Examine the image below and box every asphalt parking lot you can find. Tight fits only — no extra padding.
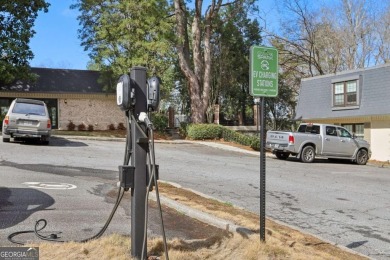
[1,136,389,259]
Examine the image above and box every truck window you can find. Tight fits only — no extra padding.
[338,127,352,138]
[297,125,306,132]
[298,124,320,134]
[326,126,337,136]
[311,125,320,134]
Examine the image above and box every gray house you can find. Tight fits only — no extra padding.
[295,63,390,162]
[0,67,124,130]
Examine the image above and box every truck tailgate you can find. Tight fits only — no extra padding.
[266,131,291,145]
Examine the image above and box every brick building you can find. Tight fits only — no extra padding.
[0,67,125,130]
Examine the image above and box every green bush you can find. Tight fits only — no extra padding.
[179,121,189,137]
[186,123,260,151]
[221,127,260,151]
[187,124,223,140]
[151,113,168,132]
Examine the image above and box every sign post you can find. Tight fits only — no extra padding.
[250,46,278,242]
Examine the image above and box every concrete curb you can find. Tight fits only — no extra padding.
[149,192,252,235]
[154,181,371,259]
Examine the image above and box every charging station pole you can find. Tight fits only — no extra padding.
[130,67,148,258]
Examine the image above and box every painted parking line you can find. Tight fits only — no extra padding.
[23,182,77,190]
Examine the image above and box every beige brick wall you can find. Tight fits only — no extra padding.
[58,98,126,130]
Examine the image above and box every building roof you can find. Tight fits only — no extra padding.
[295,63,390,120]
[0,67,109,94]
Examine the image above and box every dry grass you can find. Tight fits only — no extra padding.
[30,182,367,260]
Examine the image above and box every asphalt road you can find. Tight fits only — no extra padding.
[1,136,389,259]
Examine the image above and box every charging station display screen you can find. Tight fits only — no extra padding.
[116,74,131,111]
[117,81,124,106]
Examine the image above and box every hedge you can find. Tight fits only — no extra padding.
[151,113,168,132]
[186,124,260,151]
[187,124,223,140]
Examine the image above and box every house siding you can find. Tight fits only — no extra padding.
[296,64,390,162]
[296,64,390,120]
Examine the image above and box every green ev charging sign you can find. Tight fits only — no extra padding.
[250,46,278,97]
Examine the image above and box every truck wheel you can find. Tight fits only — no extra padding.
[356,149,368,165]
[301,146,315,163]
[275,152,290,160]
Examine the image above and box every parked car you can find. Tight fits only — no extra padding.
[2,98,51,144]
[266,123,371,165]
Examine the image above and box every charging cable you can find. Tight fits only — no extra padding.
[8,115,131,245]
[139,112,169,260]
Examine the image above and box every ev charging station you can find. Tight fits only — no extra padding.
[116,67,167,259]
[7,66,167,260]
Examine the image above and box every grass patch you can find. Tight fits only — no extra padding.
[30,182,367,260]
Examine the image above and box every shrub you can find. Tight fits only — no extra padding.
[117,122,126,130]
[179,122,189,138]
[186,123,260,151]
[187,124,223,140]
[151,113,168,132]
[108,123,116,131]
[221,127,260,151]
[88,124,94,131]
[77,123,86,131]
[67,121,76,131]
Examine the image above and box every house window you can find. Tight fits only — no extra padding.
[333,80,357,107]
[342,123,364,139]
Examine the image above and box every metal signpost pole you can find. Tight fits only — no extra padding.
[130,67,148,259]
[249,45,278,243]
[259,97,266,241]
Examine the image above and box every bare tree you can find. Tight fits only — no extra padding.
[173,0,250,123]
[375,2,390,63]
[337,0,376,69]
[269,0,340,77]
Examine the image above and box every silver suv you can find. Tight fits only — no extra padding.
[2,98,51,144]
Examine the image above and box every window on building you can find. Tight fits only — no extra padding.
[342,123,364,139]
[333,80,358,107]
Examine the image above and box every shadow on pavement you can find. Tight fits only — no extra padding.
[0,187,55,229]
[270,156,355,164]
[14,136,88,147]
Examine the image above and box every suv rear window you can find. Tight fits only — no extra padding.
[12,102,46,116]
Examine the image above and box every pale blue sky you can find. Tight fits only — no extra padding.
[29,0,279,70]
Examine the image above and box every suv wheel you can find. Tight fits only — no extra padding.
[3,137,10,142]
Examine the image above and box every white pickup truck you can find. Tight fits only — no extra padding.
[265,123,371,165]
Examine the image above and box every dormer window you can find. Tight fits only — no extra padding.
[331,75,360,110]
[334,80,357,107]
